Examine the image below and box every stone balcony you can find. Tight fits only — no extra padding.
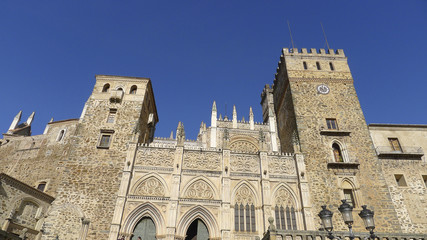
[375,146,424,159]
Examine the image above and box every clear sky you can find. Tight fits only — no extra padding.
[1,1,426,139]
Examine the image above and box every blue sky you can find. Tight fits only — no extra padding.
[1,1,426,139]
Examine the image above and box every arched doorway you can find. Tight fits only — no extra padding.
[131,217,156,240]
[185,219,209,240]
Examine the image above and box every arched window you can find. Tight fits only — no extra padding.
[102,84,110,92]
[332,143,344,162]
[131,217,156,240]
[274,187,297,230]
[130,85,137,94]
[234,185,256,232]
[117,87,124,92]
[57,129,65,141]
[341,181,356,207]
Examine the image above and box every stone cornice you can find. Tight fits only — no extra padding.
[0,173,55,203]
[288,77,353,83]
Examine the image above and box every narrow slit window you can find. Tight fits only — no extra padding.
[316,62,321,70]
[422,175,427,188]
[303,61,308,70]
[57,130,65,141]
[235,203,239,231]
[329,62,334,71]
[250,204,256,232]
[107,109,117,123]
[239,203,244,231]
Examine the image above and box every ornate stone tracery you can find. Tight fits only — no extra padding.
[183,151,221,171]
[230,154,259,173]
[184,180,214,199]
[229,140,259,153]
[268,156,296,175]
[275,187,295,207]
[136,149,174,167]
[234,185,255,204]
[134,177,165,197]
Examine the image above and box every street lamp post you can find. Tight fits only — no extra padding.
[359,205,377,240]
[338,200,355,240]
[318,200,377,240]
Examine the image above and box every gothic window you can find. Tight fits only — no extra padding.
[332,143,344,162]
[234,185,256,232]
[57,129,66,141]
[130,85,137,94]
[316,61,321,70]
[326,118,338,130]
[388,138,402,152]
[107,109,117,123]
[303,61,307,70]
[274,188,297,230]
[329,62,334,71]
[102,83,110,92]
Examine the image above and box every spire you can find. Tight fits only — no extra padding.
[199,121,204,134]
[211,101,217,128]
[26,112,35,126]
[8,111,22,132]
[176,122,185,146]
[169,131,174,139]
[232,105,237,128]
[49,117,54,123]
[249,107,254,130]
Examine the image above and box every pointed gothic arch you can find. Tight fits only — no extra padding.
[176,205,219,239]
[122,202,165,238]
[231,181,259,205]
[271,184,300,230]
[330,139,349,163]
[130,173,169,197]
[181,176,218,200]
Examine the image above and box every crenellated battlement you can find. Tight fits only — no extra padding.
[281,48,345,57]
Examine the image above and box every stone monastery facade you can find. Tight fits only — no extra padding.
[0,48,426,240]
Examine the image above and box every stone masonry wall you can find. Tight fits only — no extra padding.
[274,48,402,233]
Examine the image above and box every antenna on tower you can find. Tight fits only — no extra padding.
[287,20,295,50]
[287,20,295,48]
[320,22,331,50]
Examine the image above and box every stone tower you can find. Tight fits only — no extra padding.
[43,75,158,240]
[271,48,401,232]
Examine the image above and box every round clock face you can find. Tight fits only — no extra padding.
[317,84,330,94]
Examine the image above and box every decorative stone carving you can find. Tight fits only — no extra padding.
[268,156,296,175]
[134,177,165,196]
[275,187,294,207]
[230,154,259,173]
[184,180,214,199]
[229,140,259,153]
[136,149,174,167]
[183,151,221,171]
[235,185,254,204]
